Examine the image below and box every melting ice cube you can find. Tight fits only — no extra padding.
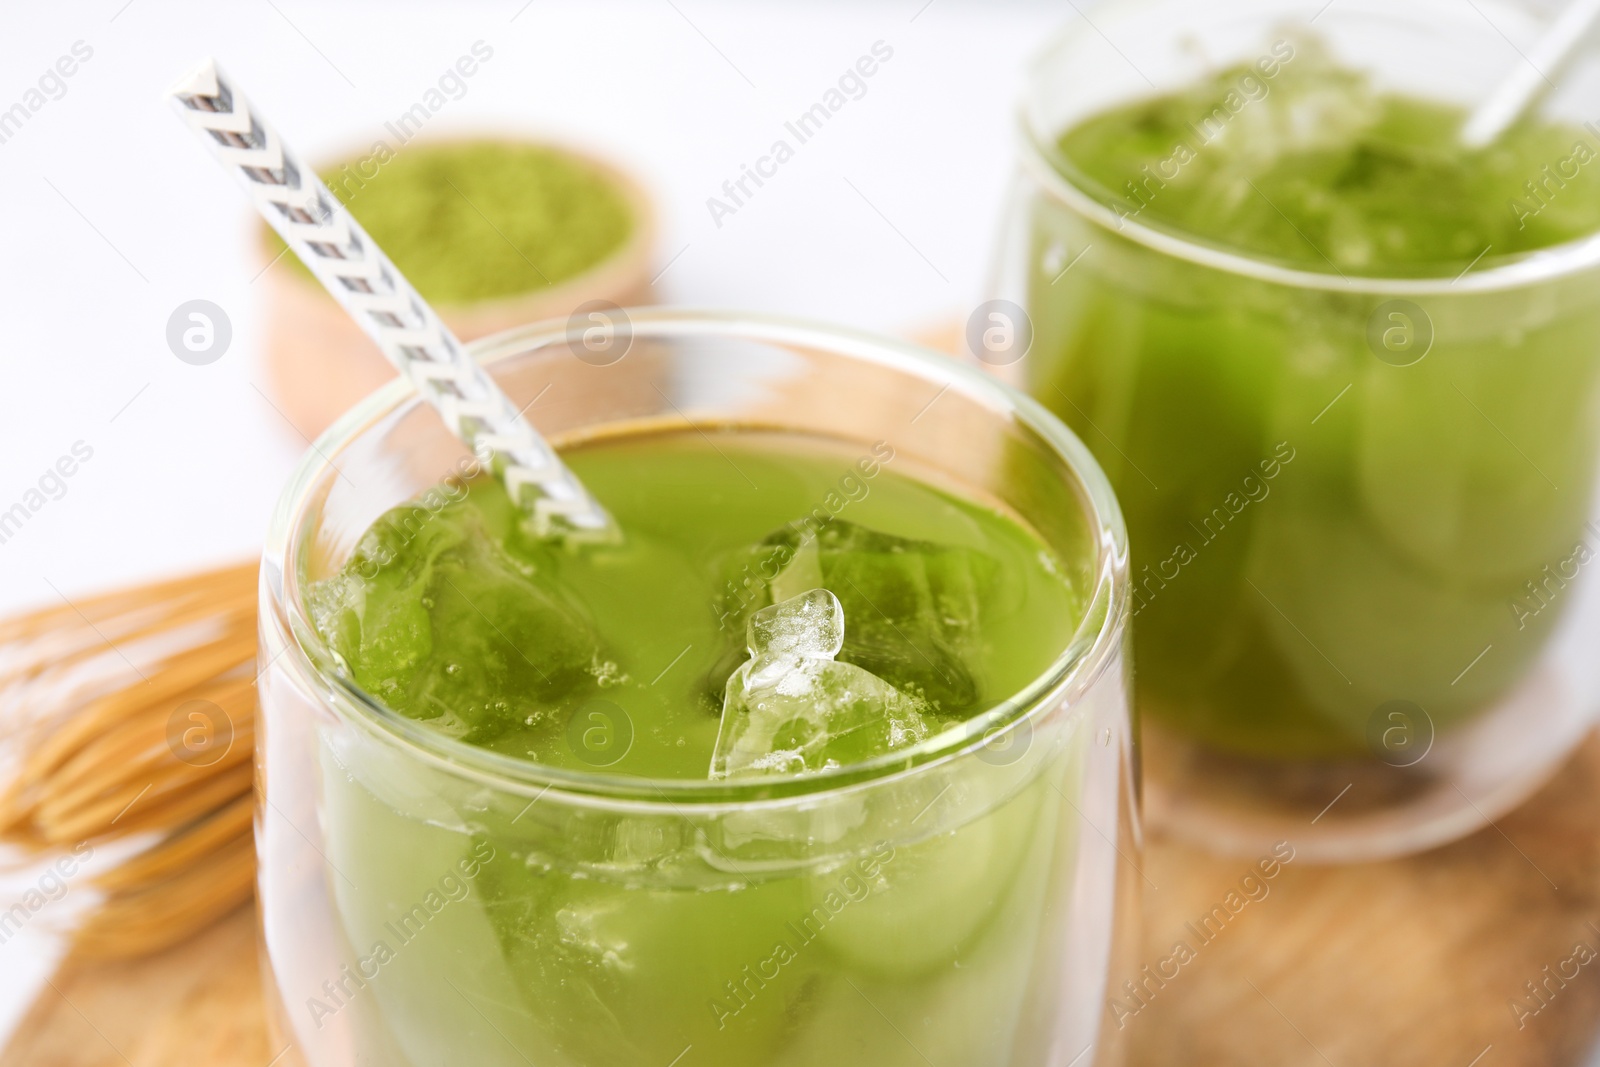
[710,588,931,780]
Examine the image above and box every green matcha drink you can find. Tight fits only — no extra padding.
[300,432,1092,1065]
[1014,19,1600,840]
[259,333,1131,1067]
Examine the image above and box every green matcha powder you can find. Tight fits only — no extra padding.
[274,140,634,305]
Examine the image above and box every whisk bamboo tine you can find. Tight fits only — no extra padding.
[35,760,253,844]
[47,670,255,763]
[13,630,255,785]
[44,674,258,798]
[71,835,257,960]
[0,599,253,696]
[51,705,256,805]
[0,593,254,719]
[0,562,256,645]
[93,793,253,892]
[40,727,255,829]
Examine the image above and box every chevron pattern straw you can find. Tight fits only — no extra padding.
[167,59,615,539]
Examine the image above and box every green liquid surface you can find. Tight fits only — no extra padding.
[310,428,1086,778]
[1028,44,1600,758]
[1057,41,1600,274]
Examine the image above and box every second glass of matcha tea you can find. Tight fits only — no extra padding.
[1001,0,1600,858]
[257,312,1136,1066]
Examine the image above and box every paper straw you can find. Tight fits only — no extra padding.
[1460,0,1600,148]
[167,59,615,540]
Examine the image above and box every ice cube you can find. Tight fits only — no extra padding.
[311,495,605,745]
[711,589,932,780]
[716,521,993,713]
[747,583,843,663]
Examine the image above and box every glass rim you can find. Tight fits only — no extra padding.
[1016,0,1600,296]
[261,308,1130,809]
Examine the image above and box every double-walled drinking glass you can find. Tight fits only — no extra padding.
[998,0,1600,859]
[257,312,1137,1066]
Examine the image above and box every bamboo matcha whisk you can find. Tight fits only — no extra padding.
[0,562,258,959]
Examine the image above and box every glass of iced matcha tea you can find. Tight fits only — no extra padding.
[257,311,1136,1065]
[1000,0,1600,858]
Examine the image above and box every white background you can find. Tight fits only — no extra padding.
[0,0,1079,1044]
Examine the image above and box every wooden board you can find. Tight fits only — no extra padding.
[7,732,1600,1067]
[1127,731,1600,1067]
[2,902,273,1067]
